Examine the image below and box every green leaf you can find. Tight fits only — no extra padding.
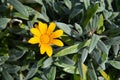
[74,74,81,80]
[0,54,9,65]
[0,18,10,30]
[2,70,14,80]
[0,5,8,12]
[77,61,88,80]
[106,0,113,10]
[104,27,120,37]
[42,57,53,68]
[37,57,46,67]
[101,53,108,69]
[60,56,75,65]
[83,0,90,9]
[64,0,72,9]
[97,1,105,12]
[103,10,112,20]
[3,64,20,73]
[27,21,34,28]
[107,20,118,29]
[82,4,98,28]
[81,48,88,63]
[91,15,99,30]
[32,77,42,80]
[63,66,79,74]
[54,56,75,68]
[77,59,83,79]
[97,40,108,55]
[92,50,101,64]
[13,12,29,20]
[19,73,24,80]
[61,35,74,45]
[56,22,80,39]
[54,39,91,57]
[75,23,83,35]
[0,66,3,72]
[54,61,74,68]
[56,22,73,36]
[108,60,120,70]
[25,6,49,22]
[25,62,38,80]
[106,36,120,45]
[89,34,100,53]
[8,49,26,61]
[61,62,87,76]
[69,4,83,20]
[112,45,119,56]
[88,62,97,80]
[40,73,48,80]
[109,12,119,20]
[97,14,105,34]
[8,0,29,17]
[47,66,56,80]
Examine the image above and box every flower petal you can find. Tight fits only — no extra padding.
[28,37,39,44]
[30,28,41,37]
[47,22,56,35]
[52,39,64,46]
[38,21,47,34]
[50,30,63,38]
[46,45,53,57]
[40,44,46,54]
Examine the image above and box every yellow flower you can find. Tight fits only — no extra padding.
[28,21,64,57]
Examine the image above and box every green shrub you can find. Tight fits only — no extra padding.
[0,0,120,80]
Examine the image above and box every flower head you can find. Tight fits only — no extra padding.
[28,21,64,57]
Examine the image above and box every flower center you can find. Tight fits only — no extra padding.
[40,34,50,43]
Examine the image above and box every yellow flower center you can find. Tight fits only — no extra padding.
[40,34,50,43]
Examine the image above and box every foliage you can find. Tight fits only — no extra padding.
[0,0,120,80]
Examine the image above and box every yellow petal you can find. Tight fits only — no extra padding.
[52,39,64,46]
[47,22,56,35]
[50,30,63,38]
[30,28,41,37]
[38,21,47,34]
[28,37,39,44]
[46,45,53,57]
[40,44,46,54]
